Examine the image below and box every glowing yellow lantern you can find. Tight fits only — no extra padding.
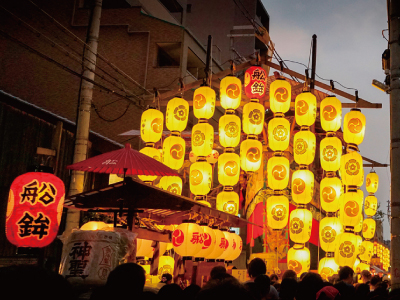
[189,151,197,163]
[355,235,363,256]
[166,97,189,132]
[269,78,291,114]
[240,139,262,172]
[287,245,310,275]
[194,225,216,259]
[198,200,211,207]
[163,135,185,170]
[160,176,182,195]
[220,76,241,110]
[320,137,342,172]
[366,172,379,194]
[227,233,243,261]
[158,256,174,280]
[218,153,240,186]
[109,174,123,185]
[193,86,215,119]
[172,221,203,258]
[217,230,234,260]
[189,161,212,196]
[192,122,214,157]
[242,101,265,135]
[334,232,358,267]
[141,109,164,143]
[320,96,342,132]
[293,130,316,166]
[267,155,289,190]
[362,218,376,240]
[268,117,290,151]
[318,257,339,281]
[353,258,360,271]
[340,151,364,187]
[216,191,239,215]
[343,108,366,146]
[320,177,342,212]
[359,240,374,263]
[208,228,226,259]
[219,114,241,148]
[295,91,317,126]
[319,217,343,252]
[206,149,219,164]
[266,195,289,229]
[364,195,378,217]
[291,169,314,205]
[354,215,363,233]
[138,147,161,182]
[137,239,154,257]
[80,221,110,231]
[339,191,363,227]
[289,209,312,244]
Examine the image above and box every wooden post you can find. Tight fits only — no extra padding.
[310,34,317,92]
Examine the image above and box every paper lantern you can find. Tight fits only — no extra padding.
[295,91,317,126]
[158,256,174,280]
[287,245,310,275]
[320,137,342,172]
[80,221,110,231]
[362,218,376,240]
[163,135,185,170]
[194,225,216,259]
[355,262,370,274]
[267,156,289,190]
[219,114,241,148]
[318,257,339,281]
[5,172,65,248]
[266,195,289,230]
[339,191,363,227]
[218,153,240,186]
[189,161,212,196]
[193,86,215,119]
[242,101,265,135]
[340,151,364,187]
[268,117,290,151]
[206,150,219,164]
[359,240,374,263]
[364,195,378,217]
[294,130,316,166]
[189,151,197,163]
[289,209,312,244]
[159,176,182,195]
[353,258,360,271]
[207,228,226,259]
[366,172,379,194]
[109,174,123,185]
[244,66,267,99]
[217,231,234,260]
[192,122,214,157]
[220,76,242,110]
[141,108,164,143]
[166,97,189,132]
[138,147,161,182]
[320,177,342,212]
[269,78,291,114]
[343,108,366,146]
[319,217,343,252]
[216,191,239,216]
[354,215,363,233]
[291,169,314,205]
[172,222,203,258]
[137,239,154,257]
[227,233,242,261]
[355,234,363,256]
[320,96,342,132]
[334,232,358,267]
[240,139,262,172]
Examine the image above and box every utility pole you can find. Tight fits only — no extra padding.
[65,0,102,232]
[310,34,317,92]
[389,0,400,290]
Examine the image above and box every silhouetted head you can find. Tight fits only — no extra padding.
[282,269,297,281]
[247,258,266,279]
[210,266,227,279]
[106,263,145,296]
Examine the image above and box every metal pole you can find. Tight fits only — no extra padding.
[205,35,212,86]
[65,0,102,232]
[310,34,317,92]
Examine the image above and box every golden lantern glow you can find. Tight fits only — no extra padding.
[362,218,376,240]
[343,108,366,146]
[340,151,364,187]
[198,200,211,207]
[354,215,363,233]
[355,262,369,274]
[355,234,363,256]
[219,114,241,148]
[359,240,374,263]
[194,225,216,259]
[206,149,220,164]
[269,78,291,114]
[353,258,360,271]
[137,239,154,257]
[109,174,123,185]
[218,153,240,186]
[220,76,242,110]
[172,222,203,258]
[227,233,243,261]
[293,130,316,166]
[289,209,312,244]
[189,151,197,163]
[192,122,214,157]
[287,245,310,275]
[80,221,110,231]
[366,172,379,194]
[266,195,289,230]
[189,161,212,196]
[193,86,215,119]
[217,230,234,260]
[141,109,164,143]
[138,147,161,182]
[240,139,262,172]
[319,217,343,252]
[320,137,342,172]
[163,135,185,170]
[295,91,317,126]
[159,176,182,195]
[291,169,314,205]
[320,96,342,132]
[158,256,174,280]
[267,155,290,190]
[268,117,290,151]
[339,191,363,227]
[320,176,342,212]
[242,101,265,135]
[166,97,189,132]
[364,195,378,217]
[208,228,226,259]
[318,257,339,281]
[334,232,358,267]
[216,191,239,216]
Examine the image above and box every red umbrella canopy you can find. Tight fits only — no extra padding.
[67,144,178,176]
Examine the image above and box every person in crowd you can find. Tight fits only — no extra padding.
[316,286,340,300]
[333,266,355,300]
[361,270,372,284]
[157,273,173,288]
[329,274,340,286]
[279,278,297,300]
[281,270,297,281]
[245,274,271,300]
[370,275,381,292]
[299,272,307,281]
[368,281,389,300]
[270,274,279,285]
[183,284,201,300]
[355,281,370,300]
[210,266,227,280]
[296,272,324,300]
[158,283,184,300]
[197,274,250,300]
[247,258,279,299]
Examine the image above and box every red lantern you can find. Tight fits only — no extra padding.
[244,66,267,99]
[6,172,65,247]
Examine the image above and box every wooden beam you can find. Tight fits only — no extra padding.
[362,156,389,167]
[132,227,171,243]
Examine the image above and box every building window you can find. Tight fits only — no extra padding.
[157,43,181,67]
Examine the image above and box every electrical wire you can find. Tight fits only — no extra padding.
[93,102,131,122]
